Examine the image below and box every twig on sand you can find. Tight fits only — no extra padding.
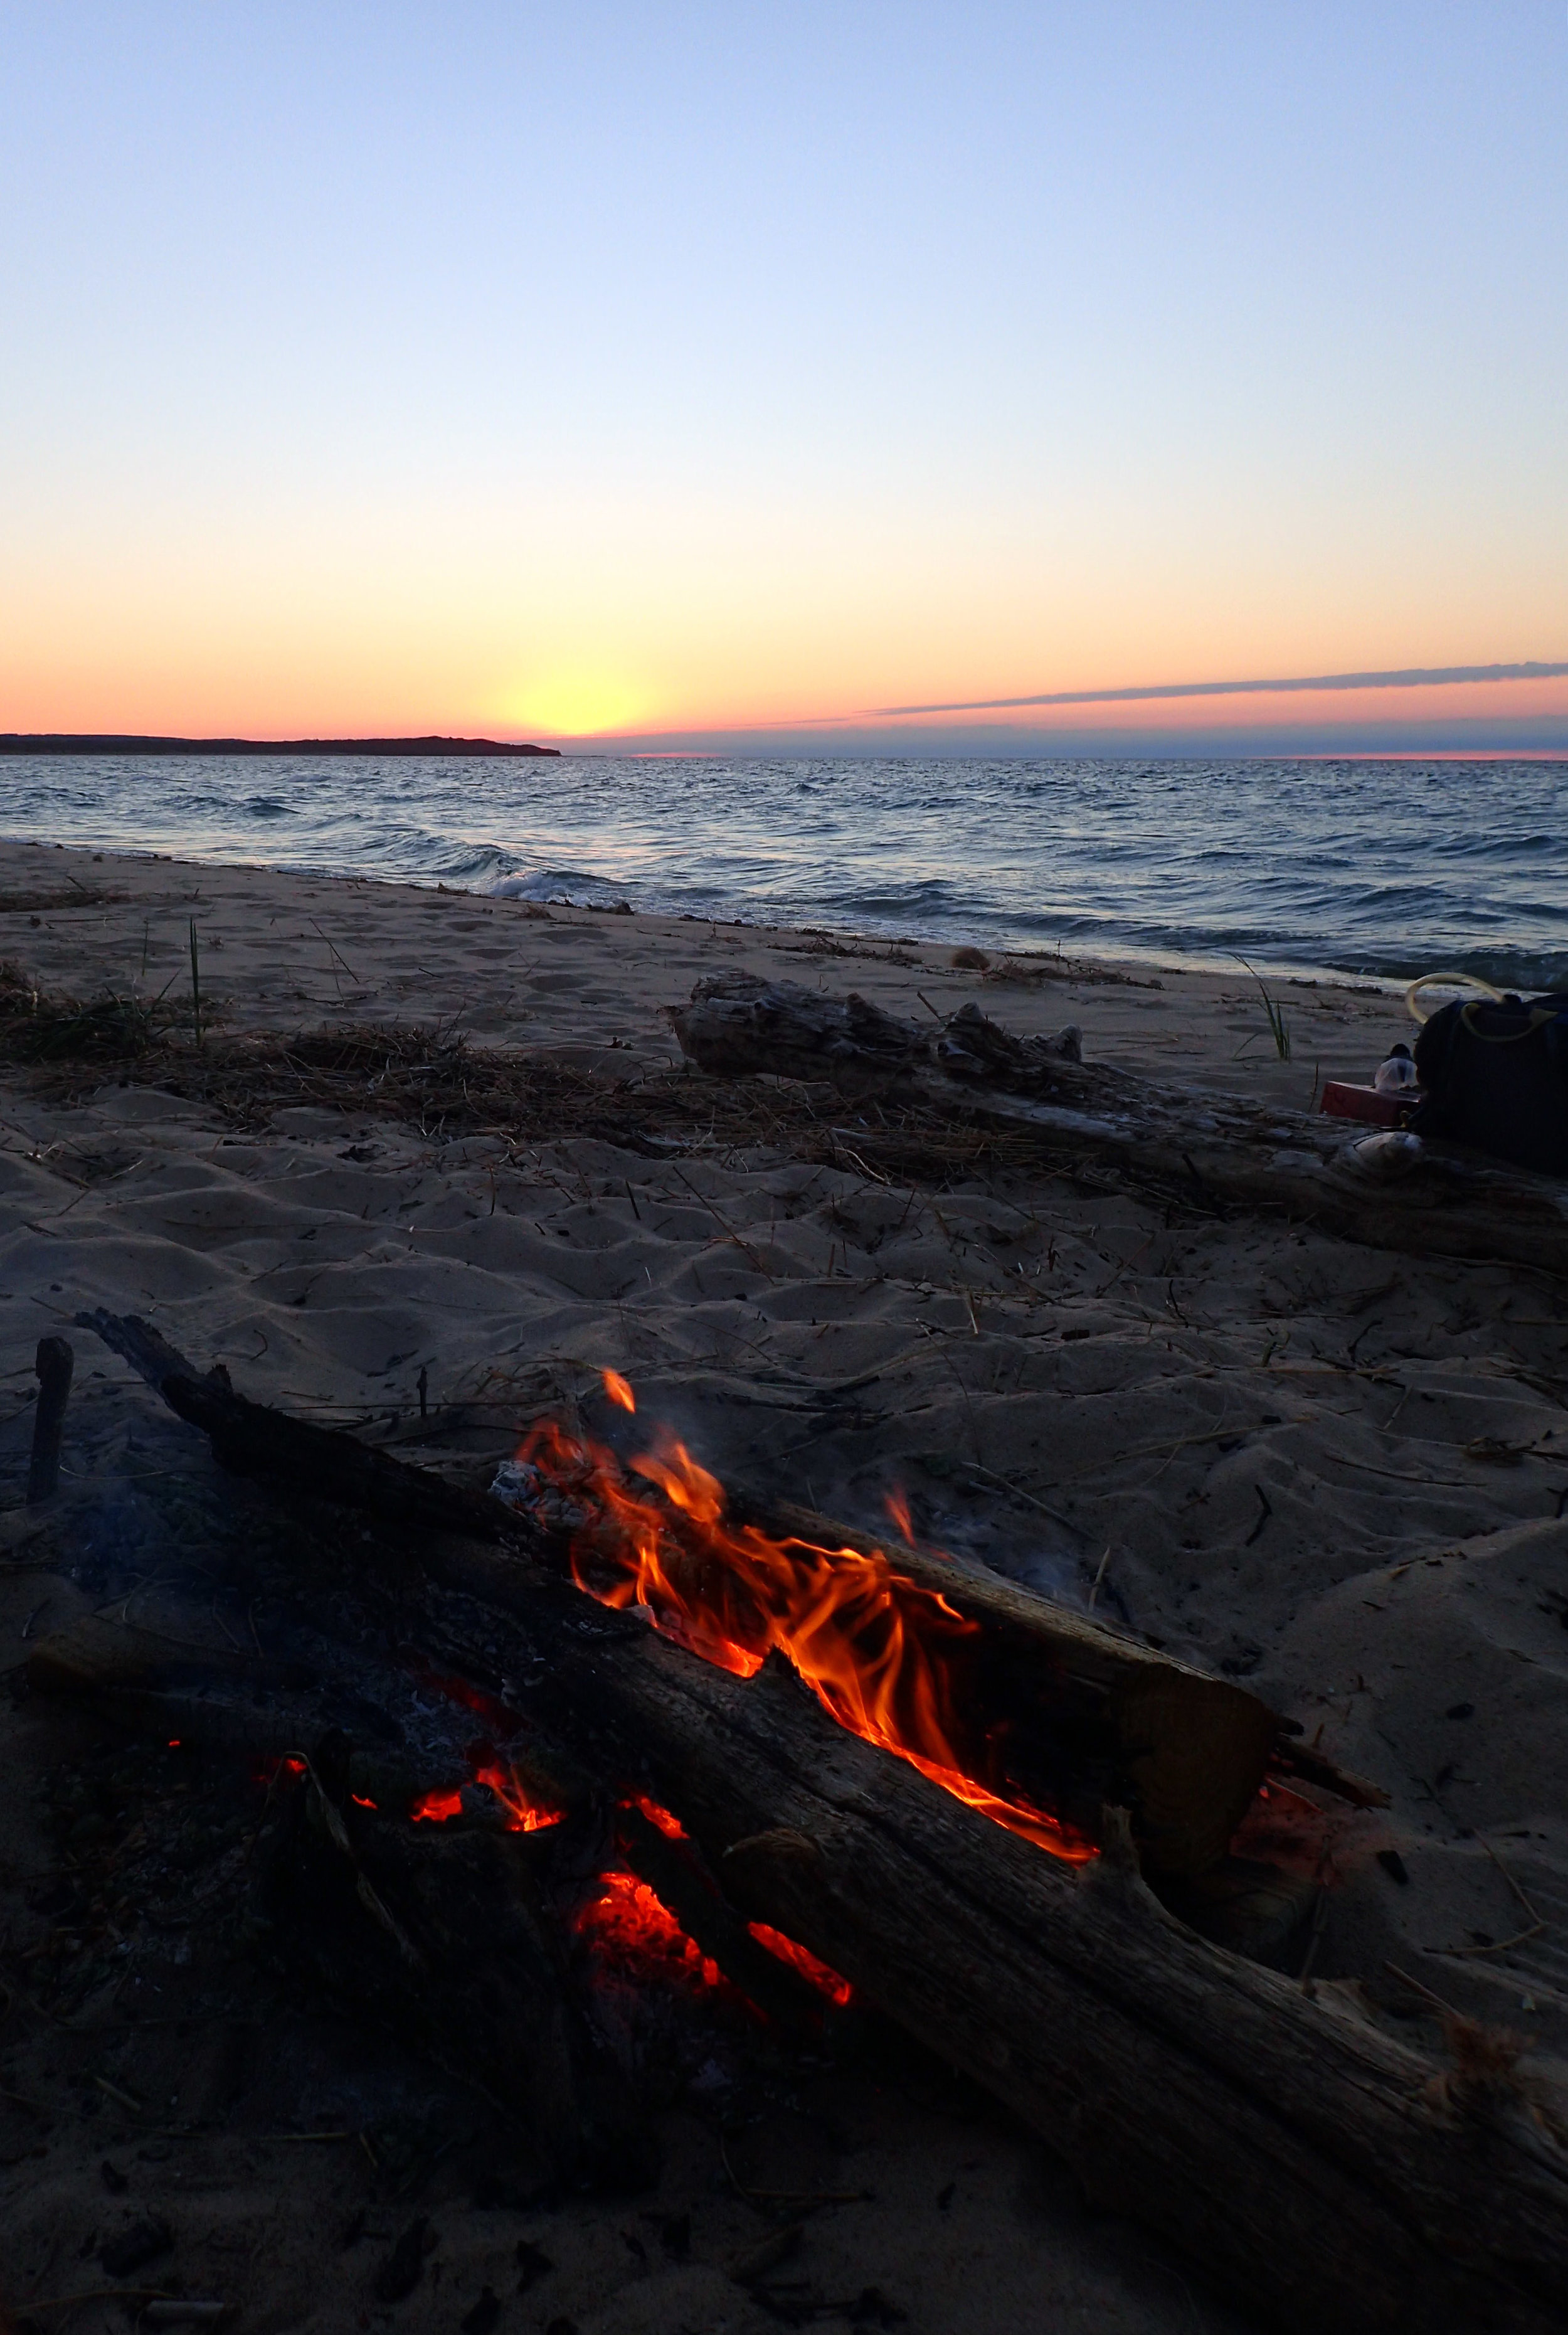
[308,915,363,992]
[188,917,203,1046]
[719,2133,871,2210]
[22,2290,176,2315]
[1430,1839,1549,1960]
[960,1459,1087,1540]
[672,1167,776,1279]
[1384,1960,1457,2016]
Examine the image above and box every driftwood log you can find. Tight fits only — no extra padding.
[46,1312,1568,2335]
[76,1309,1374,1881]
[670,975,1568,1276]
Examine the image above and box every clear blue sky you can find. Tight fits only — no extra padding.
[3,1,1565,750]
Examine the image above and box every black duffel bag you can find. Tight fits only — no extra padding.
[1412,991,1568,1176]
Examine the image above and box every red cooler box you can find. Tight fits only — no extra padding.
[1319,1082,1417,1127]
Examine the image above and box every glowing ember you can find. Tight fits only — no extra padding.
[410,1761,565,1832]
[601,1368,636,1412]
[622,1795,853,2004]
[748,1922,854,2006]
[884,1486,916,1546]
[472,1758,565,1832]
[516,1413,1096,1864]
[632,1792,689,1840]
[578,1869,726,1992]
[411,1785,466,1822]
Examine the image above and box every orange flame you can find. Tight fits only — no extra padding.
[516,1420,1095,1864]
[410,1762,564,1832]
[601,1368,636,1413]
[473,1758,565,1833]
[884,1486,915,1546]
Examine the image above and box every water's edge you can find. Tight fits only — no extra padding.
[5,752,1565,993]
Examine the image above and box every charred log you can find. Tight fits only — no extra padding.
[78,1309,1336,1876]
[731,1489,1385,1861]
[252,1731,655,2191]
[610,1799,832,2034]
[77,1306,514,1541]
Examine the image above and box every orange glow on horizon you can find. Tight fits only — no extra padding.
[4,614,1564,750]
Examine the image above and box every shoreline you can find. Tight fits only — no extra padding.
[0,833,1417,1108]
[1,831,1416,1029]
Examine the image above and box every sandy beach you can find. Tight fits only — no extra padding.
[3,836,1565,2334]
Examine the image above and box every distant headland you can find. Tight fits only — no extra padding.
[0,732,561,757]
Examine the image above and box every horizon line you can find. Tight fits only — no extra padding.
[867,659,1568,719]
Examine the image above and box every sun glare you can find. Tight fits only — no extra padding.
[507,673,650,737]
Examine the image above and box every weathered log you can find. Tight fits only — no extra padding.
[79,1309,1328,1878]
[69,1317,1568,2334]
[405,1546,1568,2335]
[670,976,1568,1275]
[732,1488,1387,1855]
[77,1306,514,1541]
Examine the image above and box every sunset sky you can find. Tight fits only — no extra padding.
[3,3,1565,754]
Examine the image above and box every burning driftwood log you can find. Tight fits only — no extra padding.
[37,1311,1568,2335]
[671,975,1568,1275]
[75,1309,1371,1884]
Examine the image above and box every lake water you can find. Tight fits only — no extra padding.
[4,751,1565,990]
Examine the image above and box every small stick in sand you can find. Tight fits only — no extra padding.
[1431,1838,1549,1959]
[22,2292,178,2317]
[1383,1960,1457,2016]
[26,1334,73,1505]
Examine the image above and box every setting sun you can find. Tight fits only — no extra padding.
[505,673,652,738]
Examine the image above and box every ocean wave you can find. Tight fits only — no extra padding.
[489,864,631,905]
[3,749,1564,987]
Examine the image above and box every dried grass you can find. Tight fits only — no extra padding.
[0,959,167,1062]
[0,959,1052,1192]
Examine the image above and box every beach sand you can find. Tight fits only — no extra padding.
[2,837,1565,2332]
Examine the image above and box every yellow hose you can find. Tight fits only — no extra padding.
[1404,971,1508,1025]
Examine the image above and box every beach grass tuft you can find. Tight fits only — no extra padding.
[0,957,167,1063]
[1232,955,1291,1061]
